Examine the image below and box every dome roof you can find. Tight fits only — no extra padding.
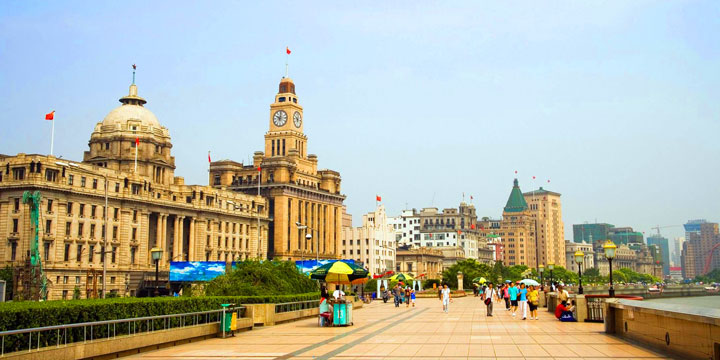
[101,84,161,128]
[102,103,160,127]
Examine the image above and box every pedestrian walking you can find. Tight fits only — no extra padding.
[508,282,519,316]
[518,283,528,320]
[393,284,402,307]
[410,288,416,307]
[528,285,539,320]
[503,284,511,310]
[405,286,411,307]
[484,282,496,316]
[441,284,452,313]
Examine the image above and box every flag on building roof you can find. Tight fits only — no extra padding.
[45,111,54,120]
[257,166,261,172]
[135,137,139,146]
[286,47,291,55]
[376,195,381,202]
[208,151,211,163]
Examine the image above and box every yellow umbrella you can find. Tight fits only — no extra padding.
[310,261,369,285]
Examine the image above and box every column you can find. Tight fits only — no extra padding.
[335,206,341,257]
[173,216,180,262]
[161,215,168,263]
[188,217,195,261]
[155,213,162,250]
[298,200,304,255]
[319,204,325,255]
[177,216,185,260]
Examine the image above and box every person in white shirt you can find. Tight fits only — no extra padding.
[484,283,496,316]
[441,284,452,313]
[333,288,345,300]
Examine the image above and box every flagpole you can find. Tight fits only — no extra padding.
[50,115,55,156]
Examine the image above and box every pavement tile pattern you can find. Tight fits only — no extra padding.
[124,296,671,359]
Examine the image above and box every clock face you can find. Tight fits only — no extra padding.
[273,110,287,126]
[293,111,302,128]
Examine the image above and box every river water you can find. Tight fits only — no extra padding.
[645,295,720,309]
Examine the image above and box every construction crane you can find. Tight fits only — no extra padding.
[22,190,48,300]
[650,225,683,236]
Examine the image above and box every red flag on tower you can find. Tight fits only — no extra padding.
[257,166,261,172]
[45,111,55,120]
[376,195,381,202]
[286,47,291,55]
[208,151,211,163]
[135,137,139,146]
[532,176,536,180]
[470,224,476,230]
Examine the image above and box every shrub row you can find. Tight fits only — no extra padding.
[0,293,320,332]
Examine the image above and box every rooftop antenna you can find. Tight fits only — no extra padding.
[132,64,136,85]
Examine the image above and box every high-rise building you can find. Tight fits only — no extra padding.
[0,79,268,300]
[573,223,614,244]
[340,205,395,275]
[210,77,345,261]
[672,237,684,267]
[646,235,670,276]
[608,227,644,245]
[681,219,720,278]
[388,209,421,247]
[499,179,537,267]
[524,187,565,267]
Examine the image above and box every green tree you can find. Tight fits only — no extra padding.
[205,260,318,296]
[441,259,492,289]
[695,268,720,283]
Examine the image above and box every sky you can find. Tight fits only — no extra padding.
[1,1,719,248]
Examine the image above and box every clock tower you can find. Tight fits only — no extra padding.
[265,77,307,158]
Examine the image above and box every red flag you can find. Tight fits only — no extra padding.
[135,137,139,146]
[286,47,291,55]
[45,111,54,120]
[470,195,473,200]
[532,176,536,179]
[257,166,261,172]
[470,224,476,230]
[547,179,551,183]
[514,170,517,174]
[376,195,381,202]
[132,64,136,70]
[457,230,462,235]
[208,151,211,163]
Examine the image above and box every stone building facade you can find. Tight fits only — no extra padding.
[395,247,444,280]
[499,179,537,267]
[0,81,268,300]
[210,77,344,261]
[524,187,566,267]
[341,205,395,275]
[565,240,594,273]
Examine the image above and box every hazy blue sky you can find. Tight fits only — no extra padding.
[1,1,719,245]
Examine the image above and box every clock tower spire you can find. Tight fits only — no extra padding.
[265,77,307,158]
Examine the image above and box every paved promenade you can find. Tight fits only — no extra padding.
[126,296,670,359]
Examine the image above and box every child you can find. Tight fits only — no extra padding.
[410,289,416,307]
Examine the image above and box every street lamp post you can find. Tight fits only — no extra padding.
[574,250,584,295]
[296,222,318,263]
[603,240,617,297]
[538,264,544,290]
[547,263,555,290]
[151,247,163,297]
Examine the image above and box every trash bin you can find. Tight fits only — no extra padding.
[220,303,237,337]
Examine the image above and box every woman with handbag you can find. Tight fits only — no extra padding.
[527,285,540,320]
[484,282,496,316]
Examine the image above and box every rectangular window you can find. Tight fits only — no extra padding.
[64,243,70,261]
[10,242,17,260]
[131,184,141,195]
[68,174,74,185]
[12,219,18,233]
[130,247,136,264]
[80,176,86,187]
[91,205,96,218]
[45,219,52,235]
[133,210,138,222]
[112,226,118,239]
[90,224,96,238]
[78,223,84,238]
[89,245,95,262]
[113,208,119,220]
[115,183,120,192]
[92,178,98,189]
[63,276,68,284]
[67,202,73,215]
[12,167,25,180]
[78,204,85,217]
[65,222,72,236]
[44,242,50,261]
[132,228,137,240]
[111,247,117,263]
[47,199,53,213]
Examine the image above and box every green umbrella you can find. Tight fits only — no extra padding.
[390,273,414,282]
[310,261,369,285]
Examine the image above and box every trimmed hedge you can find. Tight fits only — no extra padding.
[0,293,319,354]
